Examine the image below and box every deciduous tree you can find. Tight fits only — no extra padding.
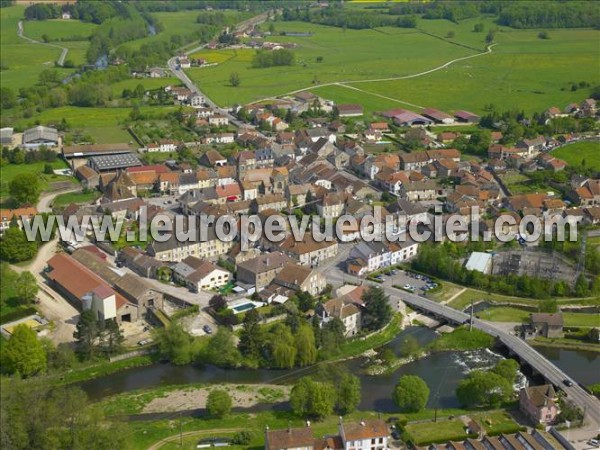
[2,324,47,376]
[393,375,429,412]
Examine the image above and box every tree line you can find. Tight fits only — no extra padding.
[497,2,600,29]
[24,0,131,24]
[157,286,393,369]
[282,5,417,30]
[251,48,295,68]
[413,242,600,299]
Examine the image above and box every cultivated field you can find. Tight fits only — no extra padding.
[552,140,600,170]
[185,16,599,115]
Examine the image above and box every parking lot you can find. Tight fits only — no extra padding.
[376,269,438,294]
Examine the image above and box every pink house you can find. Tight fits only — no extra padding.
[519,385,559,425]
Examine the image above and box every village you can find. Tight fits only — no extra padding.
[0,2,599,450]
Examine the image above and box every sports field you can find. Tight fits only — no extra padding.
[186,17,599,115]
[551,141,600,170]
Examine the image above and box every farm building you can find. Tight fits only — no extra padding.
[22,126,58,149]
[89,153,142,172]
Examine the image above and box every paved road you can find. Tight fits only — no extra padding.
[320,246,600,429]
[385,285,600,428]
[18,20,68,66]
[11,187,82,344]
[166,10,273,128]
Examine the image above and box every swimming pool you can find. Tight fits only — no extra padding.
[231,302,256,313]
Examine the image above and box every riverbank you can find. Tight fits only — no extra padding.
[98,383,289,416]
[529,337,600,353]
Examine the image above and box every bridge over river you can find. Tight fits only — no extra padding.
[395,288,600,427]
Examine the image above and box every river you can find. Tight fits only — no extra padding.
[78,327,599,412]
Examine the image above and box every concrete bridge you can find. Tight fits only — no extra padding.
[397,289,600,427]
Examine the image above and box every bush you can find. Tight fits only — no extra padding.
[206,389,232,418]
[232,431,252,445]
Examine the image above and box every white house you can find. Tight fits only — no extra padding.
[172,256,231,291]
[209,114,229,127]
[188,93,204,108]
[316,297,361,336]
[339,419,389,450]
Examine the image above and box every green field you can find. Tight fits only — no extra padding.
[12,105,181,145]
[185,17,599,115]
[186,20,476,107]
[117,10,251,53]
[0,6,78,90]
[23,19,97,42]
[551,140,600,170]
[332,25,600,114]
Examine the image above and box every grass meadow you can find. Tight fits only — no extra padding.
[552,140,600,170]
[185,20,476,107]
[22,19,97,42]
[185,17,599,115]
[117,10,252,53]
[0,6,87,90]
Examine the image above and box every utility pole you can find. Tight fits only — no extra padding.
[470,299,474,331]
[179,411,183,447]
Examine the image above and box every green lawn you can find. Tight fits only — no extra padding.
[53,190,100,207]
[478,306,600,327]
[551,141,600,171]
[448,287,600,310]
[0,160,74,199]
[405,418,473,445]
[477,306,530,323]
[430,326,495,351]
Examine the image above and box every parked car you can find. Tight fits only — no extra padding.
[587,439,599,448]
[203,325,213,334]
